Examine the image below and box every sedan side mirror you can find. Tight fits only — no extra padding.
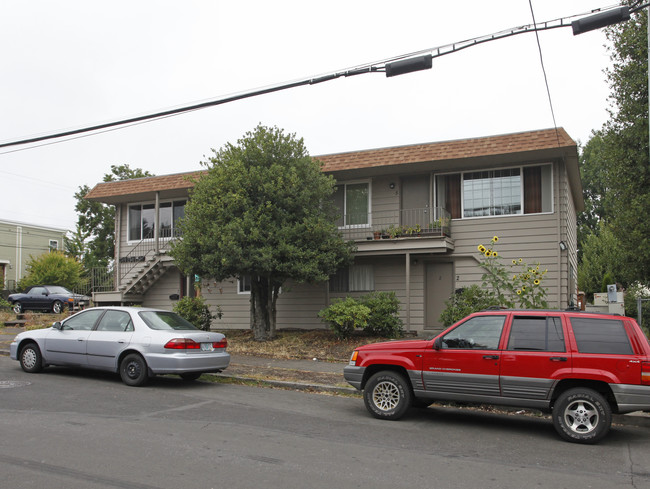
[52,322,62,330]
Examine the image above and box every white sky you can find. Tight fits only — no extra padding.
[0,1,615,232]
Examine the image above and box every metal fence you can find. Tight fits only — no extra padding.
[337,207,451,241]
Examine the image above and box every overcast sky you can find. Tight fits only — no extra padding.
[1,1,615,232]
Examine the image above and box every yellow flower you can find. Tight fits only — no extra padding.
[492,236,499,242]
[512,260,516,265]
[478,244,486,253]
[485,250,492,257]
[534,279,540,285]
[522,286,526,291]
[513,275,517,280]
[492,251,498,257]
[519,258,523,263]
[517,289,522,295]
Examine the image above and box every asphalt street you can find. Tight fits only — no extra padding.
[2,356,650,489]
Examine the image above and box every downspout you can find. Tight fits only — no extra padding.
[115,205,121,298]
[556,160,563,309]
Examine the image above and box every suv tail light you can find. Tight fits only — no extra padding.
[643,362,650,386]
[164,338,201,350]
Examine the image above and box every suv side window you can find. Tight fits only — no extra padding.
[441,315,505,350]
[507,316,565,352]
[570,317,633,355]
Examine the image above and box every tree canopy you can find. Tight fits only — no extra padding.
[172,125,354,340]
[578,5,648,288]
[18,251,83,291]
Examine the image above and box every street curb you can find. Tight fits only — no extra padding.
[208,372,359,395]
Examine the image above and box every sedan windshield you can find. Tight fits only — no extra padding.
[138,311,199,331]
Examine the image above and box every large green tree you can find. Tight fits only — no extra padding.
[171,125,354,341]
[74,164,153,270]
[579,4,648,286]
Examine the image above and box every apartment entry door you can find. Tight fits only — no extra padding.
[425,263,453,330]
[401,175,430,227]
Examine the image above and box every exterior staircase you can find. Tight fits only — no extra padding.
[118,251,175,297]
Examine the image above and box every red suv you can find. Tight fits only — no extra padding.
[344,310,650,443]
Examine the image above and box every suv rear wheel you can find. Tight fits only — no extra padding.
[363,371,412,420]
[553,388,611,444]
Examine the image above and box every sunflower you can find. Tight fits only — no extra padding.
[492,236,499,242]
[512,260,517,265]
[478,244,486,253]
[485,250,492,257]
[492,251,498,257]
[534,279,540,285]
[516,289,522,295]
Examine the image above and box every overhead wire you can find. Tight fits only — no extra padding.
[0,3,627,154]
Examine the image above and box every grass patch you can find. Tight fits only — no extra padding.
[218,329,392,362]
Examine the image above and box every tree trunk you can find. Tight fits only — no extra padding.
[250,275,280,341]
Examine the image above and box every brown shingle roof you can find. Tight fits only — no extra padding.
[85,128,576,202]
[316,128,575,172]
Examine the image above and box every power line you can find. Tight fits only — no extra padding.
[0,4,624,153]
[528,0,561,147]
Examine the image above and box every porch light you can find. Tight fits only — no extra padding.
[559,241,567,251]
[572,6,630,35]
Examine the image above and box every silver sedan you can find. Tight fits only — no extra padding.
[9,306,230,386]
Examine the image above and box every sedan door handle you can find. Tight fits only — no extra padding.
[483,355,499,360]
[550,357,568,362]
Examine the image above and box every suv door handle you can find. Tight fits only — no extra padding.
[483,355,499,360]
[550,357,567,362]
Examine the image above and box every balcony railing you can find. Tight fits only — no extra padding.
[336,207,451,241]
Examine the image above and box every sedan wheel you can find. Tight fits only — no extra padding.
[120,353,149,387]
[19,343,43,373]
[52,300,63,314]
[13,302,22,314]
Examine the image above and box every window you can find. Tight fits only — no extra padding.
[329,265,374,292]
[507,316,565,352]
[49,240,59,251]
[570,317,633,355]
[333,182,370,227]
[238,275,252,294]
[128,201,186,241]
[62,309,105,331]
[96,310,133,332]
[441,315,506,350]
[435,164,552,219]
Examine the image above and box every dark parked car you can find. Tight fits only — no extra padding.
[8,285,90,314]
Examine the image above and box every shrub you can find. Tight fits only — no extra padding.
[173,296,222,331]
[318,297,370,339]
[439,285,497,327]
[360,291,403,338]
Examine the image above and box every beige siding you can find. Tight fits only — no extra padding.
[142,267,183,309]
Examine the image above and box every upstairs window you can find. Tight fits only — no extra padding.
[435,164,552,219]
[128,201,186,241]
[332,182,370,227]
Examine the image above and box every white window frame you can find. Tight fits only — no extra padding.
[334,179,372,229]
[49,240,59,251]
[433,163,554,220]
[237,275,251,295]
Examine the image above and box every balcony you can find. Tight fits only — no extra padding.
[336,207,453,255]
[336,207,451,240]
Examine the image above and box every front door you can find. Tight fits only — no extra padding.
[425,263,453,330]
[401,175,430,227]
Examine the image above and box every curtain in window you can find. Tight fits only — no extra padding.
[445,174,461,219]
[524,166,542,214]
[349,265,374,291]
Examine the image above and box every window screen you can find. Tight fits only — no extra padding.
[570,317,633,355]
